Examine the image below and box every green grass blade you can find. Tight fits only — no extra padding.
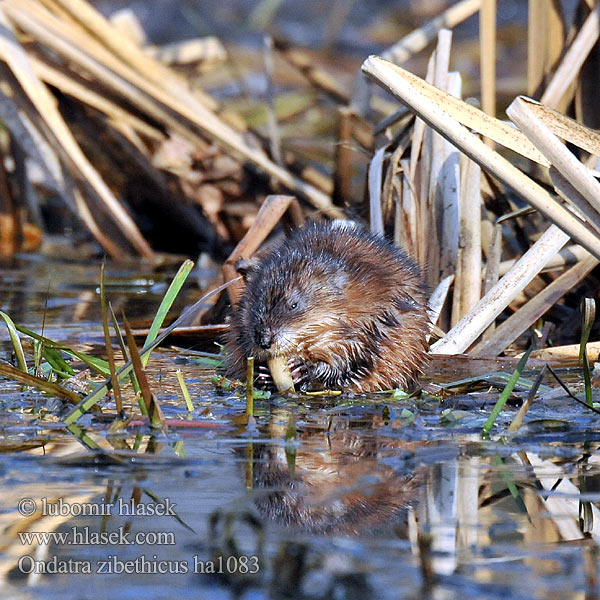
[580,298,596,407]
[0,360,82,404]
[176,370,193,412]
[492,455,529,514]
[63,277,240,425]
[0,311,27,372]
[481,345,534,438]
[16,324,110,375]
[43,347,75,377]
[101,263,122,413]
[142,259,194,367]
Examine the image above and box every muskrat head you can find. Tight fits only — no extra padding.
[243,252,348,361]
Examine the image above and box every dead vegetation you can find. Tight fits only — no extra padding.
[0,0,599,362]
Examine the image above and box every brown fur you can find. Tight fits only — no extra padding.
[225,221,430,393]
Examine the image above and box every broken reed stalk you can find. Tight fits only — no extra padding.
[438,72,461,283]
[413,52,435,267]
[472,253,599,357]
[362,55,600,353]
[527,0,565,100]
[396,159,419,258]
[334,107,355,206]
[527,341,600,362]
[361,57,600,261]
[434,225,569,354]
[223,195,304,306]
[507,97,600,235]
[426,30,459,286]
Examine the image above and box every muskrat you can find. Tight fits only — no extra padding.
[225,221,430,393]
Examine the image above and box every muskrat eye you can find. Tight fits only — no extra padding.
[287,292,306,312]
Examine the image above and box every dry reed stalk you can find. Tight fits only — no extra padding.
[472,252,599,356]
[49,0,220,111]
[518,98,600,157]
[396,159,419,258]
[361,57,600,260]
[426,30,457,286]
[427,274,454,330]
[0,67,64,195]
[333,107,355,206]
[479,0,496,121]
[30,56,164,141]
[374,57,549,166]
[374,106,410,135]
[499,243,589,275]
[452,157,482,324]
[433,225,570,354]
[0,6,153,258]
[147,37,227,66]
[368,146,386,235]
[223,195,304,306]
[507,97,600,234]
[527,0,565,98]
[6,0,341,218]
[272,38,349,105]
[540,3,600,108]
[438,71,461,282]
[524,341,600,361]
[413,53,436,267]
[72,188,126,259]
[480,222,501,340]
[381,135,410,231]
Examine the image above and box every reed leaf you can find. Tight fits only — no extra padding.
[0,311,27,373]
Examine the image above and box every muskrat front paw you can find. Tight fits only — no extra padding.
[288,356,309,386]
[288,358,334,391]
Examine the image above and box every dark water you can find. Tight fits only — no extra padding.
[0,258,599,599]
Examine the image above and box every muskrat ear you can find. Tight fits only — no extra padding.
[235,257,260,281]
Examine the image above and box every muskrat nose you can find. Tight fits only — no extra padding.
[255,328,274,350]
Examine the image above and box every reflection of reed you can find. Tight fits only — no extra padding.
[243,410,426,535]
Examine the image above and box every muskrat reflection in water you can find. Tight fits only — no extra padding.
[241,412,425,535]
[226,221,430,392]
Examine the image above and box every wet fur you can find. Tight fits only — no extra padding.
[225,222,430,393]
